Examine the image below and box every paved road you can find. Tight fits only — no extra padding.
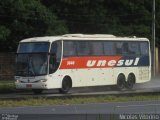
[0,77,160,119]
[1,100,160,114]
[0,76,160,99]
[0,100,160,120]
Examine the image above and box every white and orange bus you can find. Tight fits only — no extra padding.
[15,34,151,94]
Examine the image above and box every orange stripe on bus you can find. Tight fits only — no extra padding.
[59,56,122,69]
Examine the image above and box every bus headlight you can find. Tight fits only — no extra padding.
[16,80,20,83]
[40,79,47,82]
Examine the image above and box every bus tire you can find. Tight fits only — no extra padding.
[32,89,43,94]
[117,74,126,90]
[59,76,72,94]
[126,74,135,90]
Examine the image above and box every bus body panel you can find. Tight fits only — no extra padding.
[15,34,151,91]
[15,75,61,89]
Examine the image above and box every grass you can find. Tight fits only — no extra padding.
[0,93,160,107]
[0,80,160,108]
[0,80,15,93]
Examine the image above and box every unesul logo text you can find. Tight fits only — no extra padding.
[87,58,140,67]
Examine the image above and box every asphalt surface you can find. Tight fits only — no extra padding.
[0,76,160,99]
[1,100,160,114]
[0,77,160,120]
[0,101,160,120]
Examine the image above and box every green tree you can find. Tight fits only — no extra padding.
[0,0,68,51]
[1,0,160,51]
[42,0,160,43]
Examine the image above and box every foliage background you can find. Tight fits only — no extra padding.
[0,0,160,51]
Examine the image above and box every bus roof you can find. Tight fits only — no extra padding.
[20,34,149,43]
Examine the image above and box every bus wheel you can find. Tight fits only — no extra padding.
[59,77,72,94]
[117,74,126,90]
[126,74,135,90]
[32,89,43,94]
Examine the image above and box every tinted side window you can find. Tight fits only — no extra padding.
[104,42,116,55]
[50,41,62,61]
[77,41,90,56]
[115,42,123,55]
[122,42,137,55]
[128,42,140,55]
[90,42,104,55]
[116,42,140,55]
[49,41,62,73]
[140,42,149,55]
[122,42,129,55]
[63,41,77,57]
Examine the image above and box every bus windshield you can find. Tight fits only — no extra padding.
[17,42,49,53]
[16,54,48,76]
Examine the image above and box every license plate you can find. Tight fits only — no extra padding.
[26,84,32,88]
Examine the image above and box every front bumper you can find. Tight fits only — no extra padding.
[15,82,48,89]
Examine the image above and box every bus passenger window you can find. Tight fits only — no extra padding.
[122,42,129,54]
[63,41,76,57]
[77,41,90,56]
[49,41,62,74]
[90,42,103,56]
[140,42,149,55]
[115,42,123,55]
[103,42,115,55]
[128,42,140,55]
[121,42,139,55]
